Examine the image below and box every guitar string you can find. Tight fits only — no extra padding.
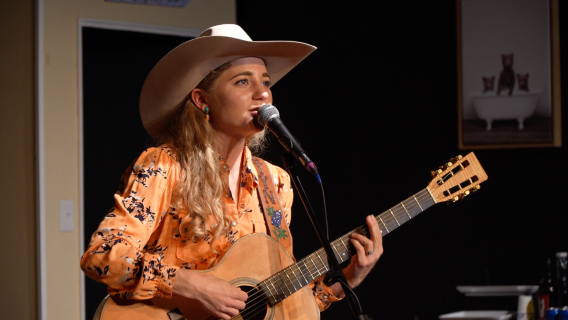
[242,246,354,320]
[242,188,444,318]
[239,190,431,320]
[237,258,332,320]
[235,169,479,317]
[188,241,334,320]
[210,188,441,320]
[190,254,333,320]
[255,164,479,318]
[368,189,432,233]
[232,189,436,320]
[234,253,325,313]
[236,191,432,320]
[194,188,438,320]
[237,247,333,319]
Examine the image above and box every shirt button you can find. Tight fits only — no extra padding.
[232,221,237,226]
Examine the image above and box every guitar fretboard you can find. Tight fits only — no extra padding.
[258,188,436,306]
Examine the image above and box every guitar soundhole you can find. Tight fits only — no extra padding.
[239,285,269,320]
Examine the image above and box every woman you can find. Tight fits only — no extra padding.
[81,24,383,320]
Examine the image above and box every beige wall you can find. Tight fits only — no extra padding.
[40,0,236,319]
[0,0,37,319]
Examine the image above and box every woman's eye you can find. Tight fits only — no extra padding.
[236,79,248,85]
[262,80,271,87]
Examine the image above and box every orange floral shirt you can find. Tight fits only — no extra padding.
[81,146,343,311]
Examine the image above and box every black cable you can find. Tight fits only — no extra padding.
[316,175,364,316]
[315,173,330,240]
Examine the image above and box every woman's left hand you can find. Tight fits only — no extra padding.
[330,215,383,295]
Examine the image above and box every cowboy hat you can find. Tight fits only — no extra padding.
[139,24,317,137]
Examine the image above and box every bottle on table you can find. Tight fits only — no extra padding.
[557,306,568,320]
[546,308,559,320]
[537,258,556,320]
[555,252,568,308]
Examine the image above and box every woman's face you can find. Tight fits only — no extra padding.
[207,57,272,140]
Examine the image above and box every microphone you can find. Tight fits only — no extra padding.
[256,104,318,175]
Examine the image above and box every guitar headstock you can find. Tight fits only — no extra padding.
[427,152,488,204]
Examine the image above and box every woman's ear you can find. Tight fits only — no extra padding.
[190,88,208,112]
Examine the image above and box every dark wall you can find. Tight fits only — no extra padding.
[237,1,568,320]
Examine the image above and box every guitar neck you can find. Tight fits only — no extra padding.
[259,188,436,306]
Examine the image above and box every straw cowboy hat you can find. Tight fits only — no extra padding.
[139,24,317,137]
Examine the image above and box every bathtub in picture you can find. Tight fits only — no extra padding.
[469,90,541,130]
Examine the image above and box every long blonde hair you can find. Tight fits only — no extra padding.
[155,61,267,248]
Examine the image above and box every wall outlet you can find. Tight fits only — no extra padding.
[60,199,74,232]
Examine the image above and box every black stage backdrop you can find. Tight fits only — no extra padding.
[235,1,568,320]
[82,2,568,319]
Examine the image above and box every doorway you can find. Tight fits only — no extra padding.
[80,22,195,319]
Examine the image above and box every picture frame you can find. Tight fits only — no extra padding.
[457,0,561,149]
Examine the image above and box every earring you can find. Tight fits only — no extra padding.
[204,107,210,122]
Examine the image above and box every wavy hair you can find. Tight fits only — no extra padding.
[155,61,267,250]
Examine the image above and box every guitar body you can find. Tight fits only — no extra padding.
[96,233,320,320]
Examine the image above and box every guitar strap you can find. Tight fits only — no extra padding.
[251,156,293,252]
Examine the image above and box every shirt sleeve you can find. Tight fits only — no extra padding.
[80,147,179,300]
[310,276,345,311]
[272,165,344,311]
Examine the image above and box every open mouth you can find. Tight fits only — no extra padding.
[249,105,263,116]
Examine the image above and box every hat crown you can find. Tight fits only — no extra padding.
[198,24,252,42]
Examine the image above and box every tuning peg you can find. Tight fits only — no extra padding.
[449,155,463,163]
[431,168,443,177]
[470,185,481,193]
[447,195,460,205]
[459,190,471,200]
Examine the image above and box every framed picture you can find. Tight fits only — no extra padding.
[457,0,561,149]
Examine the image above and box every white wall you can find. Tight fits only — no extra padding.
[460,0,551,119]
[39,1,236,319]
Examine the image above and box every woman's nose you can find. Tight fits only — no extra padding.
[254,88,269,101]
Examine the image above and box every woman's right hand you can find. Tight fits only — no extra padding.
[172,269,248,320]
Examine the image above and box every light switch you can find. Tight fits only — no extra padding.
[60,199,74,232]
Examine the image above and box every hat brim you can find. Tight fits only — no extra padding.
[139,36,316,138]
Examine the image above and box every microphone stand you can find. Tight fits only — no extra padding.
[281,153,373,320]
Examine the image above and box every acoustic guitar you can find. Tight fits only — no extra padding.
[94,152,488,320]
